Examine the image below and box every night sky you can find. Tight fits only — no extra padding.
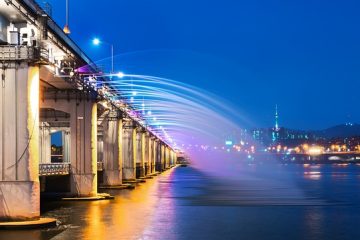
[44,0,360,130]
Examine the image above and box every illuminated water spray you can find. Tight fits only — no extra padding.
[76,50,319,205]
[84,71,262,172]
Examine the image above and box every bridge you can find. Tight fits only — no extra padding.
[0,0,176,222]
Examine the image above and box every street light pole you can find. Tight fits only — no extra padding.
[93,38,114,74]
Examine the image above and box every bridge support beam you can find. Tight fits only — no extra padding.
[156,143,165,172]
[171,150,176,166]
[0,65,40,221]
[145,134,151,175]
[122,122,136,181]
[165,147,170,169]
[39,124,51,164]
[40,98,98,197]
[136,130,145,178]
[161,145,166,171]
[152,139,157,173]
[102,118,122,186]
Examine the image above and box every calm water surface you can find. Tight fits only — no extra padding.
[1,163,360,240]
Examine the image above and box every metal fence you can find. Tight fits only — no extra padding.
[39,163,70,176]
[0,45,48,63]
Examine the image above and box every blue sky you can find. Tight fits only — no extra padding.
[43,0,360,130]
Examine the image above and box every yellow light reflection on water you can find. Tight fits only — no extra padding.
[81,168,176,240]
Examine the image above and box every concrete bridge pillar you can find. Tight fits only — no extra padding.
[122,122,136,181]
[39,123,51,164]
[171,150,176,166]
[161,145,166,171]
[136,130,145,178]
[156,143,165,172]
[155,141,161,172]
[151,138,157,173]
[41,98,98,197]
[68,100,98,197]
[145,134,151,175]
[62,130,71,163]
[0,65,40,221]
[102,118,122,186]
[169,150,173,166]
[165,147,170,169]
[97,134,104,164]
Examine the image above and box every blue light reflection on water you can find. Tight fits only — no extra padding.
[2,164,360,240]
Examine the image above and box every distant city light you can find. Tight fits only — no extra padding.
[308,146,324,156]
[225,140,233,146]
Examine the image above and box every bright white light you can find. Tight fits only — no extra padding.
[130,97,134,102]
[308,146,324,156]
[153,117,157,121]
[147,110,152,115]
[92,38,100,45]
[117,72,125,78]
[132,91,137,96]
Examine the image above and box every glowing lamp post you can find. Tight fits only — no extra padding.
[92,38,114,74]
[63,0,71,34]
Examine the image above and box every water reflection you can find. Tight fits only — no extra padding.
[1,165,360,240]
[304,171,322,180]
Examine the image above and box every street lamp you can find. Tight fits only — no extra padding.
[63,0,71,34]
[92,38,114,74]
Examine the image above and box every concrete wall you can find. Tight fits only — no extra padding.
[0,64,40,221]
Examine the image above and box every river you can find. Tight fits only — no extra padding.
[1,163,360,240]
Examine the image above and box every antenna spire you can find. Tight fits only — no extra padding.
[275,104,279,131]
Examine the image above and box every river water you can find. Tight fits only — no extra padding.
[1,163,360,240]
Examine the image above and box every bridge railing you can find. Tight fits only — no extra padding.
[0,45,49,63]
[39,163,70,176]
